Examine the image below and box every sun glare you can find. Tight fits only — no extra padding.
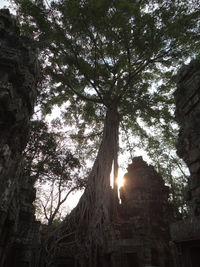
[117,169,125,189]
[110,163,125,189]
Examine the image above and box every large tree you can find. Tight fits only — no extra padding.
[14,0,199,265]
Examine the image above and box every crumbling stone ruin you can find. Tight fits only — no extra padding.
[104,157,173,267]
[0,9,40,267]
[170,59,200,267]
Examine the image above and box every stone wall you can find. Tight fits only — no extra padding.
[105,157,173,267]
[171,59,200,267]
[0,9,40,267]
[174,59,200,216]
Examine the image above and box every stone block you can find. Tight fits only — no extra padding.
[171,216,200,241]
[190,161,200,174]
[189,148,200,163]
[189,175,200,190]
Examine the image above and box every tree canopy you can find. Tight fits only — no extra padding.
[14,0,200,173]
[15,0,199,113]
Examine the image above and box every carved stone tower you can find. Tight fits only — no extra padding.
[105,157,173,267]
[170,59,200,267]
[0,9,40,267]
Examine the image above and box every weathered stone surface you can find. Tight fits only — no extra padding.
[104,157,173,267]
[171,216,200,241]
[171,59,200,267]
[0,9,40,267]
[120,157,170,222]
[174,59,200,216]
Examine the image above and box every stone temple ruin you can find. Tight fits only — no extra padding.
[170,59,200,267]
[0,9,40,267]
[105,157,173,267]
[0,8,200,267]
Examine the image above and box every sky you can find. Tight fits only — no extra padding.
[0,0,10,9]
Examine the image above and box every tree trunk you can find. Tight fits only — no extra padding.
[78,102,119,222]
[46,103,120,266]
